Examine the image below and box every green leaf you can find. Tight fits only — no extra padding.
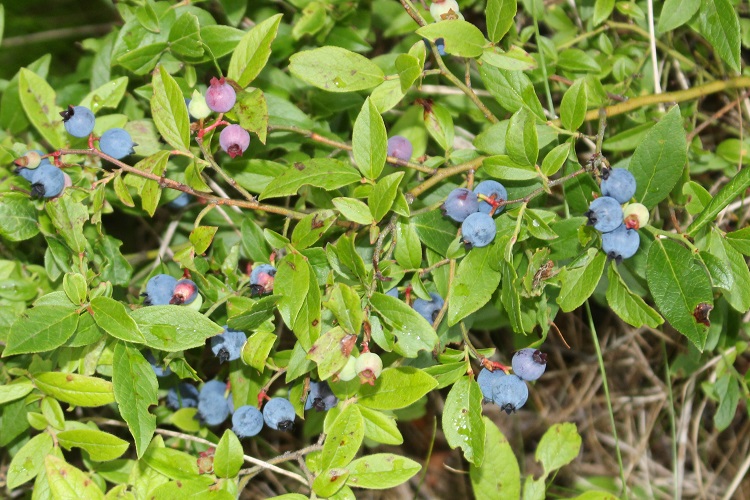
[228,295,279,331]
[593,0,616,25]
[708,232,750,312]
[289,46,385,92]
[313,468,349,497]
[7,432,54,489]
[506,109,538,166]
[322,404,364,469]
[541,142,571,177]
[148,478,229,498]
[482,155,538,181]
[480,46,537,71]
[228,14,283,88]
[112,343,157,458]
[470,417,520,499]
[0,193,39,242]
[646,239,713,351]
[369,172,404,222]
[560,79,587,131]
[151,65,190,152]
[412,210,458,256]
[0,379,34,405]
[479,65,546,120]
[57,429,129,462]
[169,13,203,59]
[687,165,750,237]
[658,0,700,32]
[63,273,87,305]
[143,447,201,480]
[442,377,485,466]
[201,25,245,58]
[190,226,218,254]
[323,283,363,336]
[274,253,321,350]
[260,158,361,200]
[80,76,129,114]
[448,246,502,325]
[416,20,486,58]
[486,0,517,42]
[370,292,439,357]
[556,249,606,312]
[292,210,336,250]
[116,42,167,74]
[307,326,351,380]
[353,98,388,180]
[696,0,740,72]
[557,48,601,73]
[424,102,454,152]
[714,373,740,432]
[630,106,687,208]
[241,330,277,371]
[45,455,104,500]
[33,372,114,407]
[395,54,421,93]
[91,296,145,343]
[346,453,421,489]
[4,304,79,355]
[358,406,403,445]
[332,197,375,225]
[535,422,582,474]
[726,226,750,256]
[215,430,243,478]
[18,68,64,149]
[46,195,88,253]
[131,306,223,352]
[605,265,664,328]
[235,88,268,143]
[357,367,438,410]
[394,221,423,269]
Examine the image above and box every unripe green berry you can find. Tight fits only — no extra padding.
[188,90,211,120]
[355,352,383,386]
[623,203,649,230]
[338,356,357,382]
[14,151,42,169]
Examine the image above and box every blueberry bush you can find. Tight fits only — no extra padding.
[1,0,749,498]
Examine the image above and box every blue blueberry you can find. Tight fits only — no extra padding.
[16,150,51,181]
[210,326,247,364]
[167,383,199,410]
[29,163,65,198]
[170,279,199,305]
[491,374,529,414]
[144,350,172,378]
[250,264,276,296]
[474,180,508,215]
[512,348,547,382]
[412,292,444,324]
[198,380,230,426]
[143,274,177,306]
[442,188,479,222]
[436,38,446,56]
[385,287,399,298]
[99,128,135,160]
[168,193,192,209]
[477,368,505,403]
[601,224,640,262]
[600,168,636,204]
[585,196,623,233]
[305,381,338,412]
[232,405,264,438]
[461,212,497,248]
[61,105,95,138]
[263,397,295,431]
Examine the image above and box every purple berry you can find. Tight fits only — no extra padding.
[205,77,236,113]
[387,136,413,161]
[61,105,95,138]
[232,405,264,438]
[99,128,135,160]
[250,264,276,296]
[263,398,295,431]
[442,188,479,222]
[143,274,177,306]
[170,279,198,305]
[473,180,508,215]
[600,168,636,204]
[601,224,640,262]
[461,212,496,248]
[512,348,547,382]
[585,196,623,233]
[210,326,247,363]
[219,124,250,158]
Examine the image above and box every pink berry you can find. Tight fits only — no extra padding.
[205,77,236,113]
[219,125,250,158]
[387,136,413,162]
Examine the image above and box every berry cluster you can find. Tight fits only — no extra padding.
[337,351,384,386]
[60,104,136,160]
[585,167,648,262]
[189,77,252,158]
[477,348,547,414]
[442,180,508,248]
[210,326,247,363]
[142,274,201,307]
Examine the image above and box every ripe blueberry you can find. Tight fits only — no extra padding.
[585,196,623,233]
[232,405,264,438]
[436,38,446,56]
[60,105,95,138]
[491,374,529,414]
[385,287,399,298]
[262,397,295,431]
[29,163,66,199]
[167,383,199,410]
[600,168,636,204]
[250,264,276,296]
[601,224,640,262]
[474,180,508,215]
[168,193,192,210]
[461,212,497,248]
[170,279,199,305]
[477,368,505,403]
[210,326,248,364]
[305,381,338,412]
[512,348,547,382]
[412,292,444,324]
[387,136,413,161]
[205,77,236,113]
[356,352,383,386]
[219,124,250,158]
[144,350,172,378]
[99,128,136,160]
[442,188,479,222]
[143,274,177,306]
[198,380,231,426]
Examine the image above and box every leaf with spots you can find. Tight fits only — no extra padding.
[289,46,385,93]
[321,404,364,469]
[45,455,105,500]
[131,306,223,352]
